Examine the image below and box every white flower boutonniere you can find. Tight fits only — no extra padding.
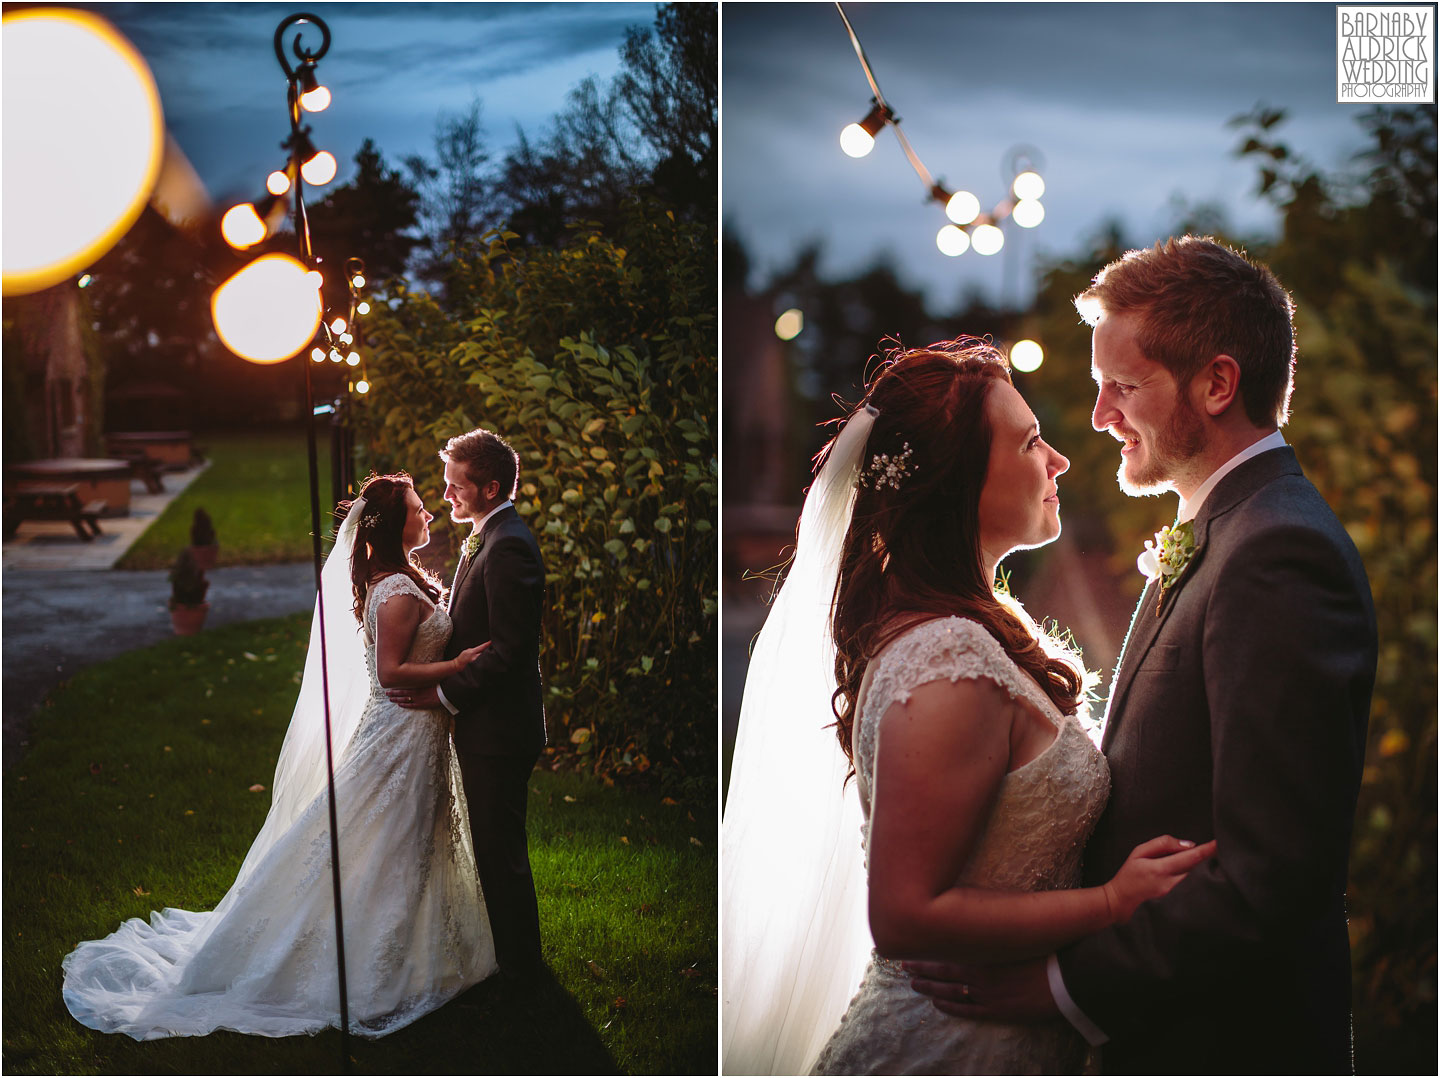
[1137,520,1196,616]
[462,532,482,560]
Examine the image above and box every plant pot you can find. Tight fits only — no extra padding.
[170,602,210,636]
[189,544,218,571]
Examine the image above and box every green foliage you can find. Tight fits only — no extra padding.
[3,615,716,1075]
[352,201,716,781]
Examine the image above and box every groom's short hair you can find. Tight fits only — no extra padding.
[1074,235,1296,427]
[442,428,520,499]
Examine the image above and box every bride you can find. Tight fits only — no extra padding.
[722,340,1215,1074]
[62,472,498,1039]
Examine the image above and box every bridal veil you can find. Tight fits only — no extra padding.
[721,406,875,1075]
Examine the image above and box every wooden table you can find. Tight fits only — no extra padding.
[105,431,195,471]
[8,458,133,517]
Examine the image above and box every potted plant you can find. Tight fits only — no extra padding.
[189,507,218,570]
[169,547,210,635]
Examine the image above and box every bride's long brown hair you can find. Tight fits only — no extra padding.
[343,472,443,625]
[828,339,1084,769]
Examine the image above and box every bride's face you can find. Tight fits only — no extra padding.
[400,487,433,552]
[977,382,1069,564]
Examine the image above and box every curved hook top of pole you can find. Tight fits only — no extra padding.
[274,13,331,80]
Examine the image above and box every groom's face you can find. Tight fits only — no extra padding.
[1090,310,1207,496]
[443,459,484,524]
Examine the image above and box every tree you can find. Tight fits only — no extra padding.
[404,99,495,292]
[306,138,421,310]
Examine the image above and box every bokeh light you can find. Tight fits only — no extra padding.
[774,308,804,340]
[945,191,980,226]
[220,203,266,250]
[971,224,1005,256]
[2,8,164,295]
[300,150,337,186]
[936,224,970,257]
[839,123,876,158]
[1012,170,1045,201]
[211,254,322,364]
[299,85,331,113]
[267,170,292,196]
[1010,339,1044,373]
[1011,198,1045,229]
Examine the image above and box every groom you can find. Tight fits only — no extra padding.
[389,427,548,983]
[911,237,1377,1073]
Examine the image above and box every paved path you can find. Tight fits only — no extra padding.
[2,563,317,768]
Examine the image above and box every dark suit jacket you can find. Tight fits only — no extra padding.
[440,504,548,757]
[1058,447,1377,1074]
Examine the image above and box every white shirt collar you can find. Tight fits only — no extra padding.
[1177,430,1287,523]
[471,498,513,537]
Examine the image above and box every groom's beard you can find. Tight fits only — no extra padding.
[1117,392,1207,496]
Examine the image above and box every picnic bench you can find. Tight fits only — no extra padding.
[106,447,166,494]
[3,485,106,540]
[105,431,200,472]
[7,458,132,516]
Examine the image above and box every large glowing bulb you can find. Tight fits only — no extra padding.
[936,224,970,257]
[1011,199,1045,229]
[774,308,803,341]
[299,85,331,113]
[301,150,337,186]
[1010,339,1044,373]
[2,9,164,295]
[971,224,1005,256]
[220,203,266,250]
[211,254,323,364]
[330,316,347,334]
[1012,170,1045,201]
[355,379,370,394]
[945,191,980,226]
[267,170,291,196]
[839,123,876,158]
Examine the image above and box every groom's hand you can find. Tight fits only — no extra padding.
[904,957,1057,1022]
[387,686,440,709]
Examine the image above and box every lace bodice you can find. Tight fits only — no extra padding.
[814,617,1110,1075]
[363,573,451,693]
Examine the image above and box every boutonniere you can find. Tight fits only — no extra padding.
[1136,520,1196,616]
[462,532,482,560]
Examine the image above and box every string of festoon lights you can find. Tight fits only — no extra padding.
[834,3,1047,261]
[211,13,357,1064]
[828,3,1048,373]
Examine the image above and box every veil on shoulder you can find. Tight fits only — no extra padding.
[721,407,876,1075]
[229,497,370,893]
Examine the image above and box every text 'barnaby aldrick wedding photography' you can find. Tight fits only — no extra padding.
[1337,6,1434,102]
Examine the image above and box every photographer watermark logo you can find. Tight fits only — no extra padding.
[1337,6,1434,103]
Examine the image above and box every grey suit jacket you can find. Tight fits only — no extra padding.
[440,504,548,757]
[1058,446,1376,1074]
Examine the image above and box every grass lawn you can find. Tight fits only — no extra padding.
[117,431,332,570]
[3,614,717,1075]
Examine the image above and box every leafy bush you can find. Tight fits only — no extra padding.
[352,200,716,781]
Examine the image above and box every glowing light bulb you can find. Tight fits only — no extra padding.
[305,270,323,288]
[971,224,1005,256]
[329,349,343,363]
[330,316,347,334]
[1012,171,1045,201]
[2,8,164,296]
[346,351,360,366]
[936,224,970,257]
[356,301,371,315]
[1011,199,1045,229]
[355,379,370,394]
[339,332,353,345]
[350,274,365,289]
[774,308,803,341]
[299,85,331,113]
[77,274,93,288]
[945,191,980,226]
[301,150,337,186]
[266,170,291,197]
[311,346,326,362]
[211,253,322,363]
[839,123,876,158]
[221,203,266,249]
[1009,339,1044,373]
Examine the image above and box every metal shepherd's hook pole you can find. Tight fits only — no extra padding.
[274,11,350,1066]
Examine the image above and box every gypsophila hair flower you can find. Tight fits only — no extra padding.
[860,442,916,491]
[360,512,381,529]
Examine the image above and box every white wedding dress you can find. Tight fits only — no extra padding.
[62,571,497,1039]
[811,616,1110,1075]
